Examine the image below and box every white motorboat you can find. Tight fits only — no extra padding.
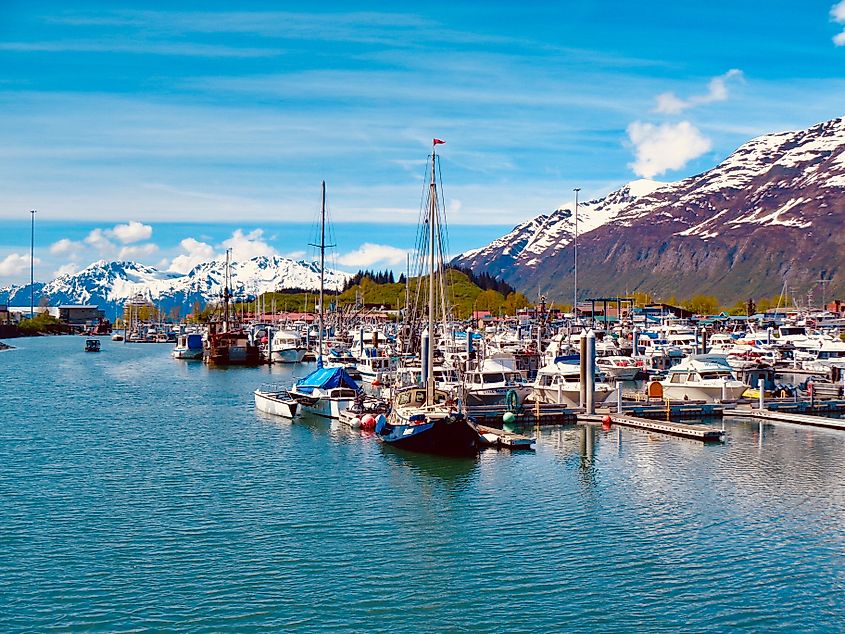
[595,355,641,381]
[532,356,615,407]
[660,354,748,402]
[288,365,361,419]
[463,360,532,406]
[270,329,307,364]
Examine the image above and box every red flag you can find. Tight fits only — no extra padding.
[433,138,446,145]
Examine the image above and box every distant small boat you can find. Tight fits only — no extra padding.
[111,332,124,342]
[172,333,204,360]
[85,339,101,352]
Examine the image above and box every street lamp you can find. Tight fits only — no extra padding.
[573,188,580,319]
[29,209,36,319]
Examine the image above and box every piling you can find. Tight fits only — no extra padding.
[421,329,430,387]
[579,336,587,408]
[585,329,596,415]
[758,378,765,410]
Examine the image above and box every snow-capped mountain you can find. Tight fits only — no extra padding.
[454,116,845,304]
[453,179,667,278]
[0,256,351,317]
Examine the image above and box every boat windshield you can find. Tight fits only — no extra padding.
[698,371,733,380]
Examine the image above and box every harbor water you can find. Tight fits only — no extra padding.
[1,337,844,631]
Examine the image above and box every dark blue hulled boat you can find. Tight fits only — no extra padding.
[375,140,481,458]
[374,387,479,457]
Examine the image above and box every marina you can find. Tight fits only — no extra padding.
[2,335,844,631]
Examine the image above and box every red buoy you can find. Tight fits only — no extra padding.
[602,415,612,430]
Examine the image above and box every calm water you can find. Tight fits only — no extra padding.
[1,337,844,632]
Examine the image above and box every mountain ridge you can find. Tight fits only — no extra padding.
[453,116,845,305]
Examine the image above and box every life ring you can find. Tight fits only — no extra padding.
[505,389,520,413]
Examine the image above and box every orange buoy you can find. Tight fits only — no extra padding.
[601,415,612,430]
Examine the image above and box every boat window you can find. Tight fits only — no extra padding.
[398,392,410,406]
[415,391,425,404]
[670,373,687,383]
[699,371,731,380]
[483,373,505,384]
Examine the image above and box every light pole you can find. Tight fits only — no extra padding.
[29,209,36,319]
[573,188,580,319]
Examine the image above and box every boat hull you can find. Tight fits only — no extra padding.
[172,348,203,360]
[375,415,479,457]
[254,390,301,418]
[661,384,747,403]
[271,347,307,364]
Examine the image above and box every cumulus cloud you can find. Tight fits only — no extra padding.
[49,238,83,255]
[118,243,158,260]
[168,237,216,274]
[627,121,712,178]
[221,228,278,262]
[84,228,116,253]
[654,69,743,114]
[338,243,409,267]
[833,1,845,45]
[53,262,80,277]
[0,252,40,276]
[111,221,152,244]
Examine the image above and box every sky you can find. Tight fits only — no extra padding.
[2,1,845,284]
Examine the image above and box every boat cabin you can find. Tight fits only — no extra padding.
[85,339,101,352]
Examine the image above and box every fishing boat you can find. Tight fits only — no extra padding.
[374,140,481,457]
[84,339,101,352]
[203,250,261,366]
[172,333,204,359]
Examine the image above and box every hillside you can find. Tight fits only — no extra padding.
[453,116,845,305]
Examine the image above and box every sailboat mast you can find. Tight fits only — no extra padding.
[223,248,231,333]
[318,180,326,366]
[427,146,437,405]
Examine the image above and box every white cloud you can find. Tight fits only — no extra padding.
[654,69,743,114]
[0,252,39,276]
[627,121,712,178]
[118,243,158,259]
[338,243,409,267]
[111,221,153,243]
[49,238,83,255]
[221,228,278,262]
[53,262,80,277]
[834,2,845,44]
[168,237,216,274]
[84,228,116,253]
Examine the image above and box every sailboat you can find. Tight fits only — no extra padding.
[287,181,362,418]
[374,140,481,457]
[204,249,261,366]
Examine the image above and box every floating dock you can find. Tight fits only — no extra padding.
[724,407,845,431]
[476,425,535,450]
[466,402,577,427]
[580,413,725,442]
[616,402,724,420]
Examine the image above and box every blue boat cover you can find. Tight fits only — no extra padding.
[187,334,203,349]
[295,366,360,390]
[553,354,580,364]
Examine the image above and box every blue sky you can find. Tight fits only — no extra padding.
[2,1,845,284]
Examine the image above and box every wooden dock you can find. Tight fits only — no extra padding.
[465,402,577,427]
[724,407,845,431]
[616,402,724,420]
[581,413,725,442]
[477,425,536,450]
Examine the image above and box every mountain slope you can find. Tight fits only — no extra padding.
[0,256,351,317]
[455,116,845,305]
[453,179,667,278]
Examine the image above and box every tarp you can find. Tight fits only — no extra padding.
[295,366,360,390]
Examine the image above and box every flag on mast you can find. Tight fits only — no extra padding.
[433,138,446,145]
